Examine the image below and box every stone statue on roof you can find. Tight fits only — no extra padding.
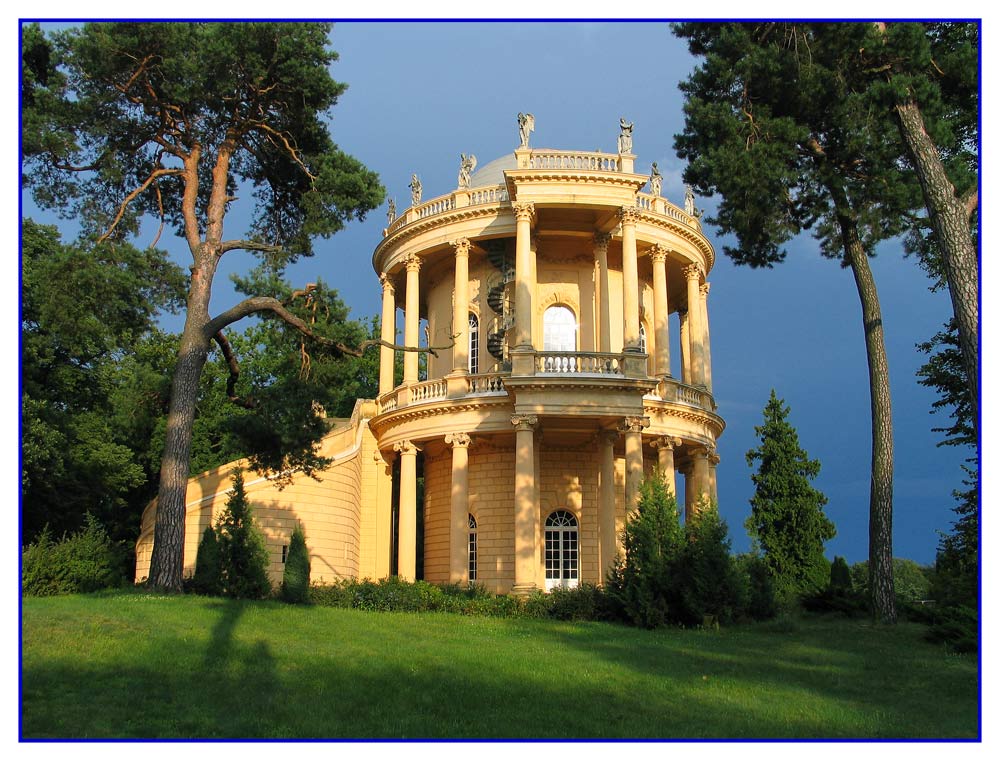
[518,112,535,148]
[684,184,696,216]
[458,153,477,188]
[386,198,396,225]
[409,174,422,205]
[618,117,634,154]
[649,162,662,197]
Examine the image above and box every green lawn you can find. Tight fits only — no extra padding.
[21,591,979,739]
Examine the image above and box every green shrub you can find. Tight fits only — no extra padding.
[215,470,271,600]
[22,516,125,596]
[829,556,852,592]
[546,584,611,621]
[800,586,869,617]
[736,554,777,621]
[673,503,748,626]
[281,524,311,604]
[190,526,222,596]
[613,474,684,628]
[925,604,977,654]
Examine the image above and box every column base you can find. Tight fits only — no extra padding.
[511,582,538,597]
[510,347,536,376]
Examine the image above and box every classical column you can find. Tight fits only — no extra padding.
[650,244,671,377]
[593,232,612,353]
[512,202,536,349]
[651,436,681,499]
[684,264,706,387]
[598,430,618,580]
[403,254,421,385]
[445,432,472,584]
[378,273,396,395]
[689,445,711,516]
[394,439,420,581]
[373,448,393,579]
[511,414,539,594]
[619,207,641,351]
[700,282,713,393]
[708,448,720,503]
[681,463,695,523]
[451,238,471,373]
[619,416,649,512]
[679,310,691,384]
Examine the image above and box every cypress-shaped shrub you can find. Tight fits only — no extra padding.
[674,501,747,626]
[281,524,311,604]
[216,469,271,599]
[737,553,777,621]
[829,556,852,592]
[191,525,222,596]
[611,473,684,628]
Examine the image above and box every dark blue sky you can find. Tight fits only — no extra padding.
[21,21,975,565]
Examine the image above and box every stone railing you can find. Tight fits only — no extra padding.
[646,378,714,410]
[376,389,399,415]
[469,185,509,205]
[467,373,507,394]
[635,192,700,229]
[417,196,455,219]
[528,150,620,172]
[409,378,448,403]
[535,351,624,375]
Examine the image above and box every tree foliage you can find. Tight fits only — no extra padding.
[191,526,222,596]
[21,219,186,542]
[22,22,385,590]
[673,21,918,623]
[745,390,836,598]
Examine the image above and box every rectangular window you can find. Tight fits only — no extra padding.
[468,531,477,581]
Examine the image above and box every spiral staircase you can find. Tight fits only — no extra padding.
[483,239,514,370]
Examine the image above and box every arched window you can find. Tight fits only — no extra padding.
[468,313,479,374]
[468,513,478,582]
[543,305,577,352]
[544,510,579,591]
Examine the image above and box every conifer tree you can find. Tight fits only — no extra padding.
[746,391,836,599]
[216,469,271,599]
[281,523,311,604]
[191,526,222,596]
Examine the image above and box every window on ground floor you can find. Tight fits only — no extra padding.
[544,510,579,591]
[468,513,478,582]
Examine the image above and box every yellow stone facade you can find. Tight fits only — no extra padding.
[135,133,724,594]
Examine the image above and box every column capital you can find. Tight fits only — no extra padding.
[404,253,422,273]
[379,271,395,294]
[689,444,712,461]
[651,435,682,452]
[451,238,471,257]
[593,232,611,253]
[512,201,536,222]
[649,244,669,265]
[700,281,711,298]
[682,263,703,282]
[709,450,721,466]
[618,206,641,226]
[444,432,472,449]
[618,415,650,434]
[511,414,538,432]
[393,439,420,456]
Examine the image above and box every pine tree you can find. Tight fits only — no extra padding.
[216,469,271,600]
[281,523,311,604]
[746,391,836,600]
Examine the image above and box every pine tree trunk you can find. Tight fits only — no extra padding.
[841,221,897,625]
[894,99,979,440]
[146,258,216,591]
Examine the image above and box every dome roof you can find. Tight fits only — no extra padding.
[467,153,517,188]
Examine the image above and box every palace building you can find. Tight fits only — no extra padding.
[135,120,725,594]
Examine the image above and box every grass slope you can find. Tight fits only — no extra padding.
[21,591,978,739]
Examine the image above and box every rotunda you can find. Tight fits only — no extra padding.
[372,120,724,593]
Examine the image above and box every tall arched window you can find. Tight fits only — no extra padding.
[468,513,478,582]
[543,305,577,352]
[468,313,479,374]
[544,510,579,591]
